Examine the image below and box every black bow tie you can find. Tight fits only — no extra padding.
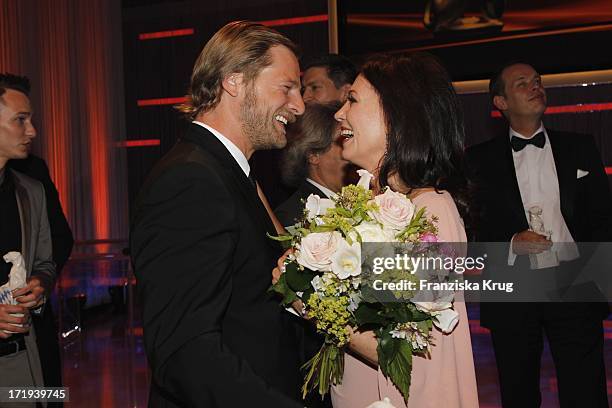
[511,132,545,152]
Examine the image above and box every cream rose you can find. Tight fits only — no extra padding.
[296,231,342,271]
[369,189,415,231]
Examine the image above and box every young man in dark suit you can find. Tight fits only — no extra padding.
[9,154,73,401]
[467,62,612,407]
[130,21,305,407]
[0,73,57,399]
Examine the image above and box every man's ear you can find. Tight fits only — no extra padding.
[308,152,320,165]
[493,95,507,112]
[339,84,351,102]
[221,73,244,97]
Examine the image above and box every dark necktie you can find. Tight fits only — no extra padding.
[511,132,545,152]
[247,170,256,189]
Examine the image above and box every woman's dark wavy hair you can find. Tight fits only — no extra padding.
[362,52,474,231]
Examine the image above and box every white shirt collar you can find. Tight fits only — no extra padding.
[509,123,547,140]
[193,121,250,177]
[306,178,337,199]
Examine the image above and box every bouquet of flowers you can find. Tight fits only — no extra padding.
[270,170,462,403]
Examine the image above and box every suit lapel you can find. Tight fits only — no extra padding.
[181,124,278,240]
[301,180,327,198]
[548,131,575,223]
[495,135,529,230]
[13,174,32,275]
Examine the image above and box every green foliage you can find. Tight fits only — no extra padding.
[396,207,438,242]
[267,178,447,404]
[353,302,387,326]
[377,333,414,403]
[285,262,316,292]
[269,273,298,307]
[302,343,345,399]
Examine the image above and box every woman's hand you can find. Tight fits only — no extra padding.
[272,248,293,285]
[347,327,379,367]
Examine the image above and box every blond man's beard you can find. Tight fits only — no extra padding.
[240,85,286,151]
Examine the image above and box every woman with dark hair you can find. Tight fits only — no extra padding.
[332,53,478,407]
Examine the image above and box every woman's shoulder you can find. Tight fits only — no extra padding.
[412,190,466,241]
[411,189,454,209]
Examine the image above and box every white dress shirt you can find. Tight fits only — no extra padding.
[193,121,251,177]
[509,124,578,266]
[306,178,337,199]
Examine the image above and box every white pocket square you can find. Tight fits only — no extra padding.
[577,169,589,179]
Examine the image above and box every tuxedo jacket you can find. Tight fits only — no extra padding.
[275,180,326,227]
[466,129,612,328]
[130,123,302,408]
[3,170,56,390]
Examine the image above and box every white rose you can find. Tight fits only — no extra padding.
[369,189,415,231]
[330,239,361,279]
[296,231,342,271]
[356,169,374,190]
[434,308,460,334]
[354,222,396,243]
[413,300,453,314]
[366,397,397,408]
[414,295,460,334]
[304,194,335,221]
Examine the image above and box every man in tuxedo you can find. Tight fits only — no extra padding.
[130,21,305,407]
[0,73,56,400]
[275,102,345,227]
[467,62,612,407]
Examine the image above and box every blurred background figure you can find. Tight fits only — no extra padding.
[301,54,357,105]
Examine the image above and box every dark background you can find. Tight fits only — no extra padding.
[122,0,612,209]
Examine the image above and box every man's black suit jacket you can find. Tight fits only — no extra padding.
[130,123,301,407]
[466,129,612,328]
[275,180,326,227]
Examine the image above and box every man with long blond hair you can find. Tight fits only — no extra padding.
[131,21,304,407]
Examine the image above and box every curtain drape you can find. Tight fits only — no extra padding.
[0,0,128,241]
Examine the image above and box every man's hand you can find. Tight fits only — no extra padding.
[12,276,50,309]
[0,304,30,339]
[512,230,553,255]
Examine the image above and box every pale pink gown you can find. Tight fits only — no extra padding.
[331,191,479,408]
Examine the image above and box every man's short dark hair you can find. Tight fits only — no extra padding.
[302,54,358,89]
[0,73,31,98]
[489,61,534,100]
